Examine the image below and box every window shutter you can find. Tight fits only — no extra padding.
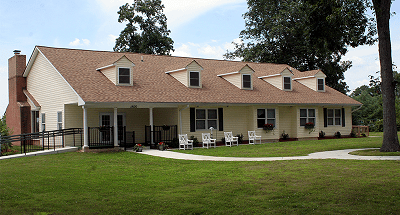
[190,108,195,132]
[323,108,327,127]
[342,108,345,127]
[218,108,224,131]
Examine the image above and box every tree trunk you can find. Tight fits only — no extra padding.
[373,0,400,151]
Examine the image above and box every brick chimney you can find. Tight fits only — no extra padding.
[5,50,31,136]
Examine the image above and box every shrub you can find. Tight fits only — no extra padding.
[334,131,342,138]
[319,130,326,138]
[189,136,199,147]
[236,134,244,144]
[281,130,289,140]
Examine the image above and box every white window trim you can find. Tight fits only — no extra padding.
[195,109,218,130]
[317,78,325,91]
[327,108,342,126]
[117,67,131,85]
[57,111,62,130]
[242,74,252,90]
[257,108,276,129]
[188,71,201,88]
[299,108,316,126]
[41,113,46,132]
[283,76,292,91]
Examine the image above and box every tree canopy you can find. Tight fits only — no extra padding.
[114,0,174,55]
[225,0,376,94]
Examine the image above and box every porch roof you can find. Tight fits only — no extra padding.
[34,46,361,106]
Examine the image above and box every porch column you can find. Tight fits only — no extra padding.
[83,106,88,150]
[114,107,118,147]
[150,107,154,144]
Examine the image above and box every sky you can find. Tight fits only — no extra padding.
[0,0,399,116]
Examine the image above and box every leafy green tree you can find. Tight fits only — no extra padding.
[0,114,12,153]
[114,0,174,55]
[225,0,376,94]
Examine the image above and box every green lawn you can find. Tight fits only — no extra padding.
[1,134,400,214]
[174,136,383,157]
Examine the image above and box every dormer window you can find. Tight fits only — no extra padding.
[242,74,252,89]
[118,67,131,84]
[317,78,324,91]
[283,76,291,90]
[189,71,200,87]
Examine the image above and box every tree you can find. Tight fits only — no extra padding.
[372,0,399,151]
[225,0,376,94]
[114,0,174,55]
[0,114,12,153]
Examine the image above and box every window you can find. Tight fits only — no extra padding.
[300,109,315,126]
[32,111,39,133]
[189,71,200,87]
[283,77,291,90]
[57,111,62,130]
[118,68,130,84]
[41,113,46,132]
[257,109,276,128]
[242,74,251,89]
[327,109,341,126]
[196,109,217,130]
[318,78,324,91]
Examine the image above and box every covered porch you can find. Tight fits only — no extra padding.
[64,102,182,150]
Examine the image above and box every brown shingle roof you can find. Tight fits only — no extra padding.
[36,46,360,106]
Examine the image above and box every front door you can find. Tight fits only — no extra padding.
[99,113,126,143]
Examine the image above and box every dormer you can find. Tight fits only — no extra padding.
[293,70,327,92]
[217,65,255,90]
[165,60,203,88]
[258,68,294,91]
[96,55,135,86]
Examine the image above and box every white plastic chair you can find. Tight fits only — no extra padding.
[248,131,261,144]
[224,132,238,147]
[179,134,193,150]
[202,133,216,149]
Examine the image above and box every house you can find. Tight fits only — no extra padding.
[6,46,361,150]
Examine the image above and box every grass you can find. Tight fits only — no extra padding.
[350,149,400,156]
[1,132,400,214]
[173,136,382,157]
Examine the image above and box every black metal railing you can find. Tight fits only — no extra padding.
[88,126,135,149]
[0,128,83,155]
[145,125,178,147]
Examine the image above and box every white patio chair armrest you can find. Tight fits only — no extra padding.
[255,135,261,138]
[232,137,239,140]
[187,140,194,143]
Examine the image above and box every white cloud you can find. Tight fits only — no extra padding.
[172,44,193,57]
[109,34,118,43]
[69,38,91,46]
[69,38,81,46]
[198,44,224,59]
[82,39,91,45]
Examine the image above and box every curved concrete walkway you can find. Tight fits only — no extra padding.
[138,148,400,161]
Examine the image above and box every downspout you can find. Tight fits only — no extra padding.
[179,105,190,134]
[351,104,363,113]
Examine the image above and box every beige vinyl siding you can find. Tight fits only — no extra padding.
[240,66,253,74]
[317,107,352,137]
[170,70,188,87]
[278,106,297,139]
[64,104,83,146]
[296,78,316,91]
[187,61,202,72]
[101,66,117,85]
[262,75,282,90]
[297,107,319,138]
[222,74,241,89]
[116,56,134,86]
[27,52,79,131]
[154,108,178,126]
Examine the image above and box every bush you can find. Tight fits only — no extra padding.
[236,134,244,144]
[319,130,326,138]
[334,131,341,138]
[189,136,199,147]
[281,130,289,140]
